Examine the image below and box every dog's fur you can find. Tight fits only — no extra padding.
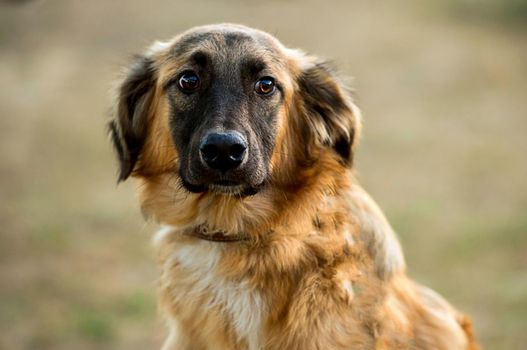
[109,24,479,350]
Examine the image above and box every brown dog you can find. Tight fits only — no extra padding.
[109,23,479,350]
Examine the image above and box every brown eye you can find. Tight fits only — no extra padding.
[178,72,200,93]
[255,77,275,95]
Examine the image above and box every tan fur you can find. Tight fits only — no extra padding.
[114,24,479,350]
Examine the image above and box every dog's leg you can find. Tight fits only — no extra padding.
[161,319,200,350]
[386,278,479,350]
[413,283,479,350]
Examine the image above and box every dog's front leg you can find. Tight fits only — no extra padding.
[161,320,202,350]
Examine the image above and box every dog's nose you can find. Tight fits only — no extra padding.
[199,131,247,171]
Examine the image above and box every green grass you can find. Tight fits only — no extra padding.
[75,309,115,343]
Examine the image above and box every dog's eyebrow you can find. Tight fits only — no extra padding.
[243,57,268,76]
[190,51,208,67]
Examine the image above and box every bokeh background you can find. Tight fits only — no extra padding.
[1,0,526,349]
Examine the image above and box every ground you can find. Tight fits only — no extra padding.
[0,0,526,349]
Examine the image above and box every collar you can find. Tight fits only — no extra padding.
[186,225,249,243]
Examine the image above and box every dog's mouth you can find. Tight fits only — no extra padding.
[179,176,263,197]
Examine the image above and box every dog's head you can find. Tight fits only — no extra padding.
[109,24,361,198]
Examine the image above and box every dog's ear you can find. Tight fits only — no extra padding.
[108,56,157,181]
[297,59,362,166]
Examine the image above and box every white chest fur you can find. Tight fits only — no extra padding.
[155,226,265,350]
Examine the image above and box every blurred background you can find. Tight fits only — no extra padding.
[1,0,526,349]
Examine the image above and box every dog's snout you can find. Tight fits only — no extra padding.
[199,131,247,171]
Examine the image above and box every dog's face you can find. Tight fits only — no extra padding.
[165,28,290,195]
[110,24,361,200]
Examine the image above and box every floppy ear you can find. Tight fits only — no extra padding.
[108,56,157,181]
[297,60,362,166]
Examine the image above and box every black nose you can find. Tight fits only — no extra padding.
[199,131,248,171]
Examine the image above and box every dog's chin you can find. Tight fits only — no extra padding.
[209,183,247,196]
[180,177,263,197]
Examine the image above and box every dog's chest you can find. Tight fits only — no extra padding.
[160,237,264,350]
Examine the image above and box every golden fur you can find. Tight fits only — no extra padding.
[111,24,479,350]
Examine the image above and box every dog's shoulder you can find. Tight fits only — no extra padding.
[345,184,406,279]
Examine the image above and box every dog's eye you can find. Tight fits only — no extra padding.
[254,77,275,95]
[178,72,200,93]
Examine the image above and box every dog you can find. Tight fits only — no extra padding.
[109,23,479,350]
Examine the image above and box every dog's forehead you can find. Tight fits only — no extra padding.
[170,25,286,65]
[152,25,298,89]
[175,25,280,52]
